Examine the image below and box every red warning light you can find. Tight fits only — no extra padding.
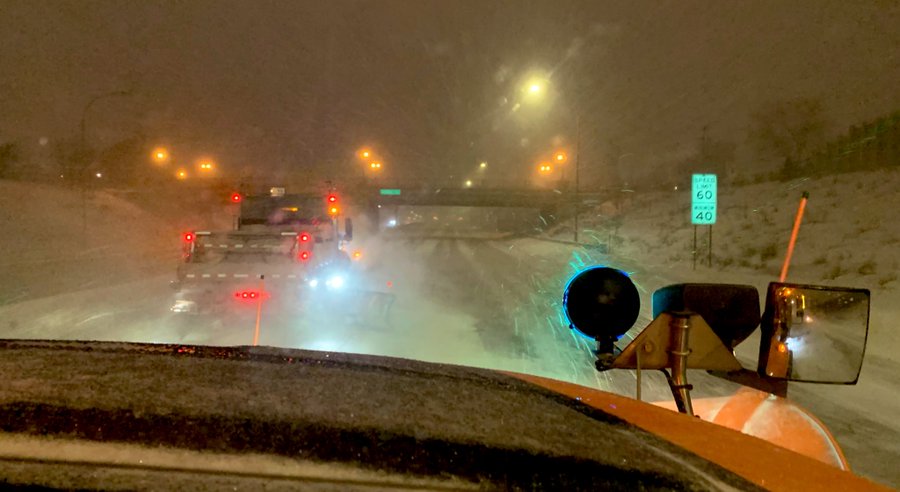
[231,192,242,203]
[235,290,261,299]
[183,232,194,242]
[299,232,311,242]
[327,194,338,203]
[299,251,311,261]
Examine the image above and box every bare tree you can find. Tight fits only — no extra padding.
[672,133,737,186]
[96,135,148,184]
[53,138,91,184]
[690,137,736,176]
[0,141,21,179]
[750,98,826,177]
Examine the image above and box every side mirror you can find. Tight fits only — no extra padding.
[758,283,869,384]
[344,218,353,241]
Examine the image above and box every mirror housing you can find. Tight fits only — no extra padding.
[758,282,869,384]
[652,284,759,349]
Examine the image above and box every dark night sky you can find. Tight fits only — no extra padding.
[1,0,898,183]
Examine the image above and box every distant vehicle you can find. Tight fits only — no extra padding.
[170,187,392,332]
[170,188,353,318]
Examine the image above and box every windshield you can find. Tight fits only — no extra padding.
[1,0,898,487]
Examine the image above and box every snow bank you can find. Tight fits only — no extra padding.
[0,181,230,304]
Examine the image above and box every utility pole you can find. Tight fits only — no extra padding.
[573,113,581,243]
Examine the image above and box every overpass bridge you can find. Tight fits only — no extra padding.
[359,185,615,236]
[364,185,612,209]
[369,186,568,209]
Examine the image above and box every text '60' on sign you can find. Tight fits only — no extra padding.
[691,174,717,225]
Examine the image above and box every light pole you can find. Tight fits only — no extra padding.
[80,91,130,159]
[573,114,582,243]
[519,72,583,242]
[78,90,129,245]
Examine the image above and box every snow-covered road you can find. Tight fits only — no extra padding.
[0,235,897,487]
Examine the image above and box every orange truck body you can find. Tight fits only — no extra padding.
[510,373,889,492]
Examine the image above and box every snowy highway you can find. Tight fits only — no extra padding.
[1,234,898,486]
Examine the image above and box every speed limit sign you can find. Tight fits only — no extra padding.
[691,174,717,225]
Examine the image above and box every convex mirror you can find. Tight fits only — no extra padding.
[759,283,869,384]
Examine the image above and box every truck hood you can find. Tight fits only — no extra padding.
[0,340,882,490]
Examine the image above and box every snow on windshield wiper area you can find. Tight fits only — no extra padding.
[0,341,759,491]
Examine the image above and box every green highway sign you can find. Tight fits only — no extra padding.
[691,174,717,225]
[379,189,402,196]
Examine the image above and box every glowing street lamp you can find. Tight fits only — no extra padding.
[358,148,372,160]
[464,179,473,188]
[554,151,567,163]
[152,147,169,163]
[175,169,188,180]
[521,74,549,102]
[479,161,487,169]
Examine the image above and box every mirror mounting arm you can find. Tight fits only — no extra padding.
[594,338,618,370]
[708,369,788,398]
[667,314,694,416]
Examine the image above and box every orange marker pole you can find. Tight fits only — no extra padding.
[253,275,265,346]
[779,192,809,282]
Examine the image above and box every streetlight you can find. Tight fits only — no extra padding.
[479,161,487,169]
[176,169,188,180]
[521,74,549,101]
[525,79,545,95]
[79,89,129,246]
[152,147,169,164]
[80,90,130,156]
[358,148,372,160]
[554,151,567,163]
[520,70,583,241]
[464,179,473,188]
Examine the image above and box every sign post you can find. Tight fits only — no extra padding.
[691,174,717,269]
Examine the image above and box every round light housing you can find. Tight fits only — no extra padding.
[563,266,640,341]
